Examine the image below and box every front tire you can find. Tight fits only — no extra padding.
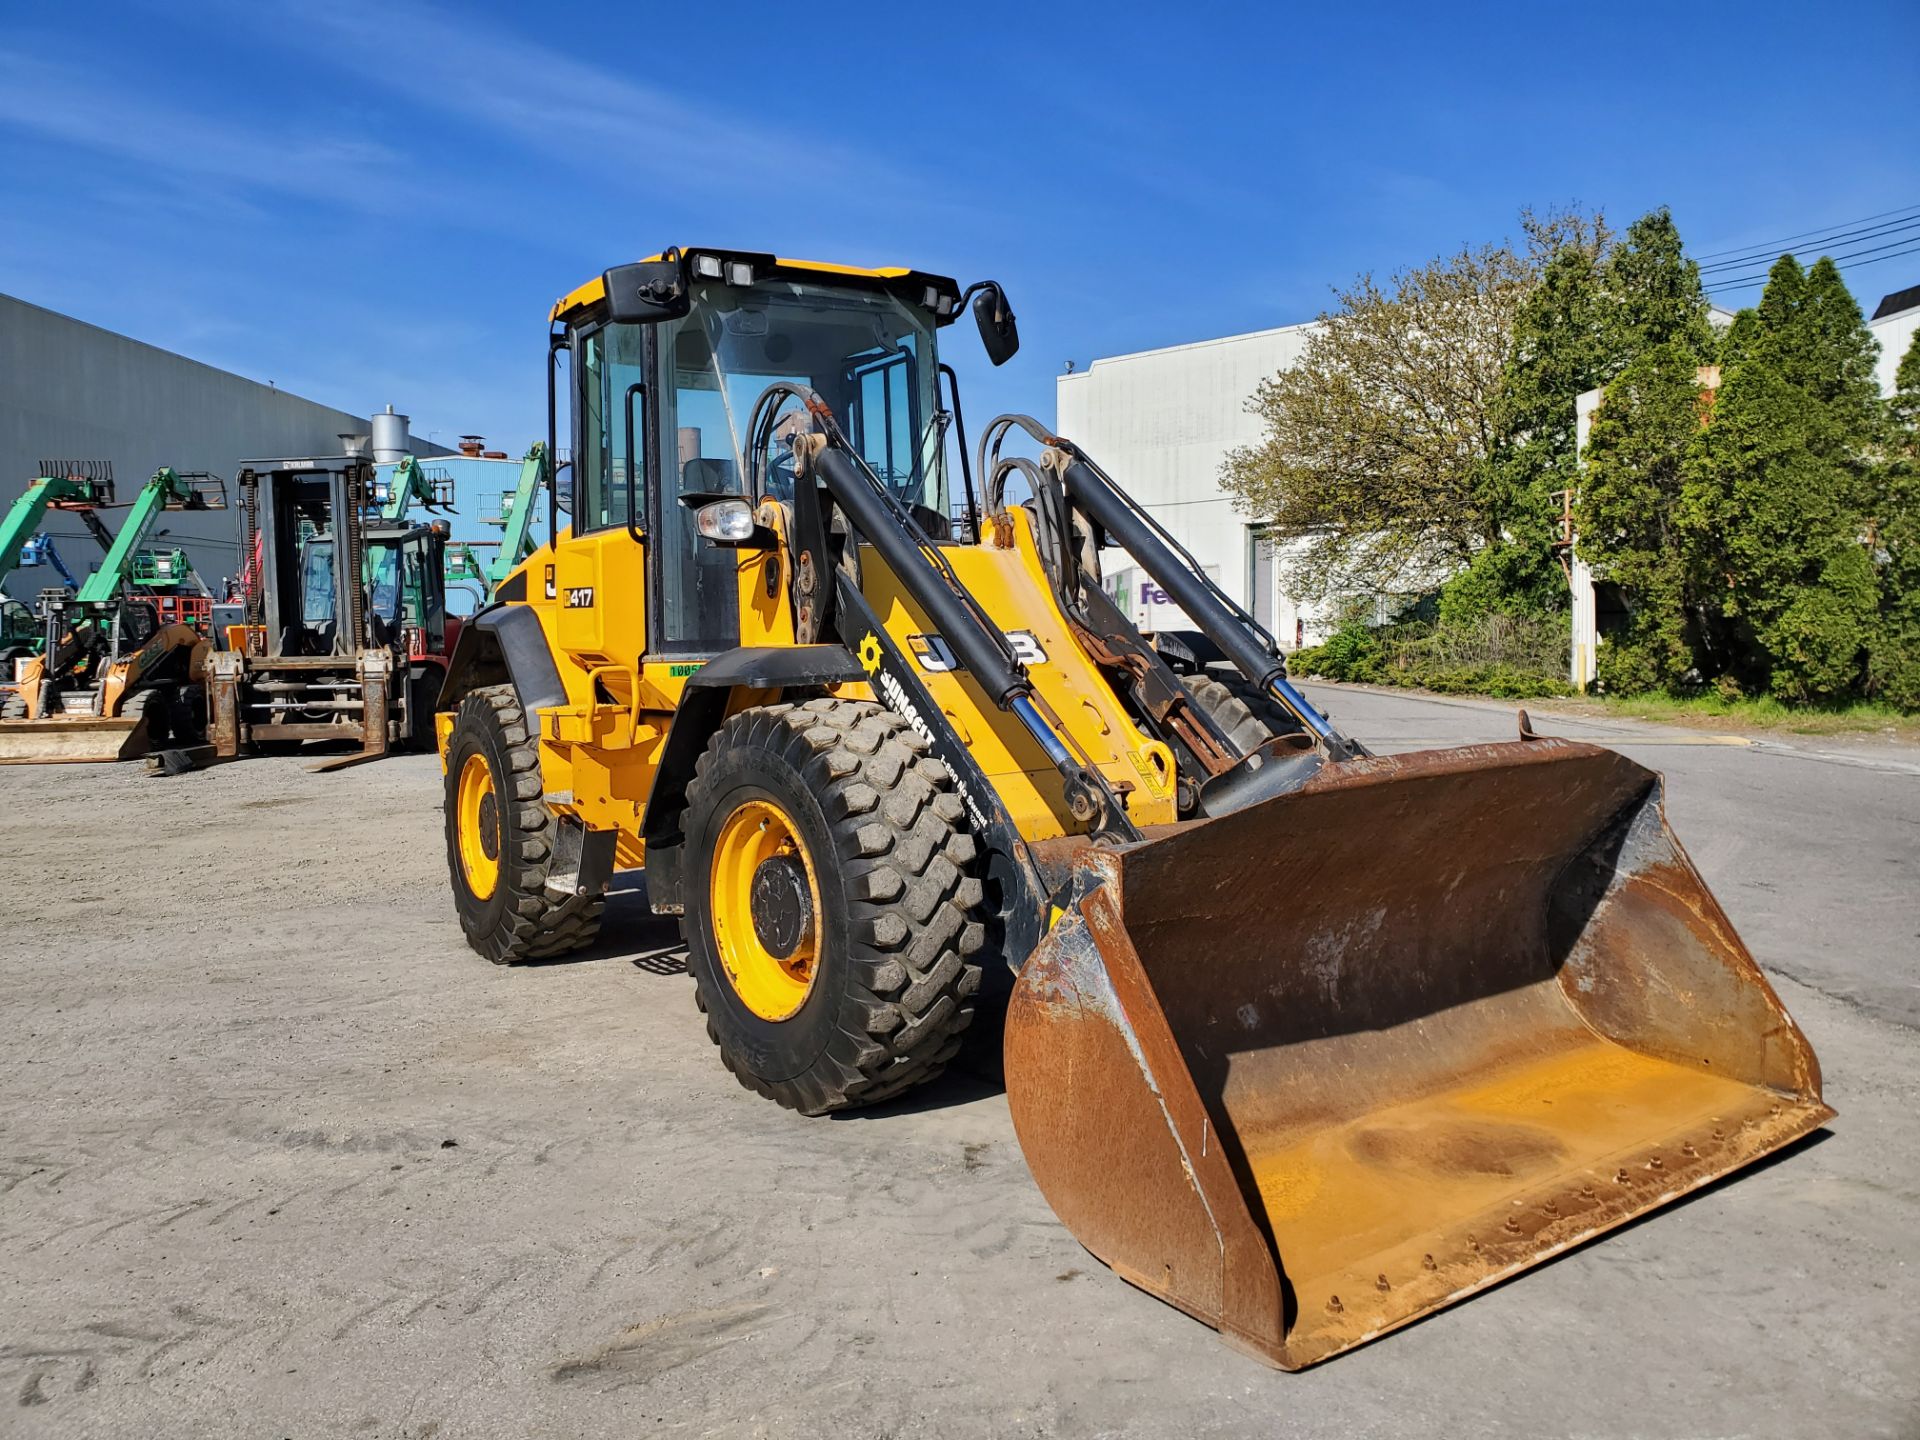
[1188,670,1302,752]
[682,697,984,1115]
[443,684,603,964]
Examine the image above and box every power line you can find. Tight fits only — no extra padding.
[1706,239,1920,294]
[1706,234,1920,289]
[1692,202,1920,261]
[1697,213,1920,274]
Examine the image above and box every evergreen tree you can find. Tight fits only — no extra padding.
[1787,258,1884,439]
[1579,342,1704,691]
[1684,254,1882,701]
[1480,207,1715,627]
[1476,244,1611,618]
[1872,329,1920,709]
[1599,208,1718,364]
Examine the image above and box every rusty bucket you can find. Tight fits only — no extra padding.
[1004,739,1830,1368]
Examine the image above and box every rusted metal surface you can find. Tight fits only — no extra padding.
[0,715,147,764]
[1004,738,1831,1369]
[207,652,245,758]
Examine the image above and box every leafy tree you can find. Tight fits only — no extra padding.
[1599,208,1718,365]
[1481,207,1714,623]
[1478,243,1611,617]
[1579,342,1705,691]
[1220,241,1539,604]
[1684,254,1882,700]
[1872,328,1920,708]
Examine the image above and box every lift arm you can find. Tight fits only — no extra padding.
[77,468,224,604]
[379,455,457,522]
[0,475,110,584]
[486,444,548,593]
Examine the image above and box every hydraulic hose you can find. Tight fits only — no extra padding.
[1055,453,1342,747]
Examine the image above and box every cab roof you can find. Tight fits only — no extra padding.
[551,248,962,325]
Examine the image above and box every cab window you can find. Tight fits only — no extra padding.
[576,325,647,532]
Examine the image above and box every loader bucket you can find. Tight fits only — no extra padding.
[0,715,149,764]
[1005,739,1830,1369]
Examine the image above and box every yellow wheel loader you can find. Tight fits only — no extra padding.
[435,247,1830,1368]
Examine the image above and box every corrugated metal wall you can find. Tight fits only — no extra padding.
[1,293,386,597]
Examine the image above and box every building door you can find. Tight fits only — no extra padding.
[1248,526,1275,634]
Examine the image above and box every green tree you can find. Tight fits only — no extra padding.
[1480,207,1713,622]
[1599,207,1718,364]
[1684,254,1882,701]
[1478,243,1611,618]
[1220,241,1539,604]
[1872,328,1920,708]
[1578,341,1704,691]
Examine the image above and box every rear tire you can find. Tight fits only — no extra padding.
[1,690,25,720]
[123,686,173,746]
[1188,671,1302,753]
[681,697,984,1115]
[443,684,603,964]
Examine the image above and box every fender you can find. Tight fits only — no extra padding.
[435,603,567,715]
[638,644,865,912]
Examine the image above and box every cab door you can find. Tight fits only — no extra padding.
[556,322,648,679]
[647,310,741,659]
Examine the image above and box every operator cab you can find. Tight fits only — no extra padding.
[553,248,1016,659]
[298,524,448,654]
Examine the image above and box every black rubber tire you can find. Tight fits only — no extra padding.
[123,686,172,746]
[0,689,26,720]
[167,685,206,744]
[681,697,984,1116]
[443,684,603,964]
[1187,671,1302,753]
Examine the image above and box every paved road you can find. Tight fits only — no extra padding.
[1,688,1915,1439]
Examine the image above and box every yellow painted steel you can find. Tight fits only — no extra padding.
[856,509,1178,836]
[455,751,501,901]
[708,798,822,1021]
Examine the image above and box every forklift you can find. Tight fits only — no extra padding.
[208,455,456,768]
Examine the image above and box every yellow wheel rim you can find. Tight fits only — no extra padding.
[708,798,823,1022]
[456,751,502,901]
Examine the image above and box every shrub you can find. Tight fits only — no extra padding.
[1289,612,1572,698]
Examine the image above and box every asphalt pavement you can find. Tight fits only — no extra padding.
[2,685,1915,1438]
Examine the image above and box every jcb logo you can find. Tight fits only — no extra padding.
[907,630,1047,673]
[565,587,595,609]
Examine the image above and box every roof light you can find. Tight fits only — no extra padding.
[692,254,723,280]
[724,260,755,287]
[936,295,956,317]
[923,285,940,309]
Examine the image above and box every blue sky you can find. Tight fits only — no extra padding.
[4,0,1917,466]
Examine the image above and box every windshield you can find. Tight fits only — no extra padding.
[663,278,946,517]
[298,539,418,628]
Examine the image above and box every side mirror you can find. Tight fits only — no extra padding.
[972,282,1019,366]
[603,258,691,324]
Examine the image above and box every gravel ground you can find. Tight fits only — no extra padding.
[2,685,1916,1439]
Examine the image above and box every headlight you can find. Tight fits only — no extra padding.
[695,499,756,543]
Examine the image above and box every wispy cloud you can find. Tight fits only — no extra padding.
[0,49,407,210]
[228,0,915,202]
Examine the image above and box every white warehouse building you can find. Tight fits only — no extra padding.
[1054,324,1335,651]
